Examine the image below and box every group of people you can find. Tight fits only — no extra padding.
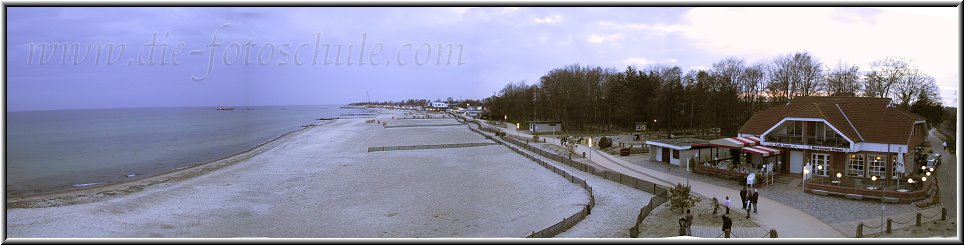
[739,186,760,218]
[713,187,761,236]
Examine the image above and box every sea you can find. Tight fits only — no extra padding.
[5,105,378,196]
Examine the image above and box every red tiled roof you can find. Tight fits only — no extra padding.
[738,96,926,144]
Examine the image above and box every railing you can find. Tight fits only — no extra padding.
[856,207,947,237]
[768,134,804,144]
[807,137,849,148]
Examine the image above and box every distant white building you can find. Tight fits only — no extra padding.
[527,121,562,133]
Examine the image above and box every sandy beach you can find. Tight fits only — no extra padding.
[5,110,589,238]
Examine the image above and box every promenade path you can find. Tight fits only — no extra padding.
[499,125,847,238]
[929,128,957,219]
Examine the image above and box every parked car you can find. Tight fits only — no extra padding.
[926,153,942,167]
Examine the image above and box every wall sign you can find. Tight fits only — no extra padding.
[765,142,849,152]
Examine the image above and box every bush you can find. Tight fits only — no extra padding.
[532,134,540,142]
[669,183,701,214]
[598,136,613,148]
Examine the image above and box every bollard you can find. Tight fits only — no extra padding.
[583,152,586,158]
[769,229,777,238]
[856,223,863,238]
[886,218,892,233]
[724,229,730,238]
[942,208,947,221]
[916,212,922,226]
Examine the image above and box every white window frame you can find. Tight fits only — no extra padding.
[890,156,901,179]
[847,154,865,177]
[868,154,885,179]
[811,153,830,176]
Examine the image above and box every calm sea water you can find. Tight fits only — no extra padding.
[5,105,377,196]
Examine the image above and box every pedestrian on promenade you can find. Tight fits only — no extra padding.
[944,141,948,151]
[678,216,687,236]
[745,190,753,219]
[722,214,732,235]
[751,189,759,214]
[724,196,731,214]
[685,209,694,235]
[739,187,747,209]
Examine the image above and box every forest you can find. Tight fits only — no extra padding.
[483,52,946,136]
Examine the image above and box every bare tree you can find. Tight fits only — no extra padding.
[892,67,936,108]
[864,57,910,98]
[767,52,824,101]
[825,62,862,96]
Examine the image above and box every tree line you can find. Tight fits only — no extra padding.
[484,52,946,137]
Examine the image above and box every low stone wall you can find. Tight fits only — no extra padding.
[804,179,934,204]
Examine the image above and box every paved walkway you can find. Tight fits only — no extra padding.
[928,128,957,219]
[499,125,847,238]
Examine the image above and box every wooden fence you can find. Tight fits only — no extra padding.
[367,142,499,152]
[628,189,670,237]
[457,113,680,238]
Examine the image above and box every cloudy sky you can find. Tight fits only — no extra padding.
[5,7,960,111]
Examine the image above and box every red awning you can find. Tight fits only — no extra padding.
[741,145,782,157]
[709,136,761,148]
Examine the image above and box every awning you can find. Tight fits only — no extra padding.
[741,145,782,157]
[708,136,761,148]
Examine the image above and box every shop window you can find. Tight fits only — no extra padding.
[847,154,865,177]
[868,155,885,179]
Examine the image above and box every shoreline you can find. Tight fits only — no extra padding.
[5,119,341,209]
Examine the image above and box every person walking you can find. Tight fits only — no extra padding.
[943,141,948,151]
[722,214,732,237]
[751,189,760,214]
[685,209,694,236]
[739,187,748,210]
[678,216,688,236]
[724,196,731,215]
[745,190,753,219]
[740,186,748,209]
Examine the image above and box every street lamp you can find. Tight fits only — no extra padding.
[652,119,658,138]
[872,176,884,235]
[818,165,824,184]
[836,172,842,186]
[588,137,593,161]
[516,122,520,138]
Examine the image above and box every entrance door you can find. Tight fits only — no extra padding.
[790,151,804,174]
[662,148,670,163]
[811,153,830,176]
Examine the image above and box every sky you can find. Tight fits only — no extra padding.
[4,7,960,111]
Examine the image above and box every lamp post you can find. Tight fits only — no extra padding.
[872,175,883,235]
[516,122,520,138]
[652,119,657,139]
[803,168,809,193]
[836,172,842,186]
[588,137,593,161]
[818,165,824,184]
